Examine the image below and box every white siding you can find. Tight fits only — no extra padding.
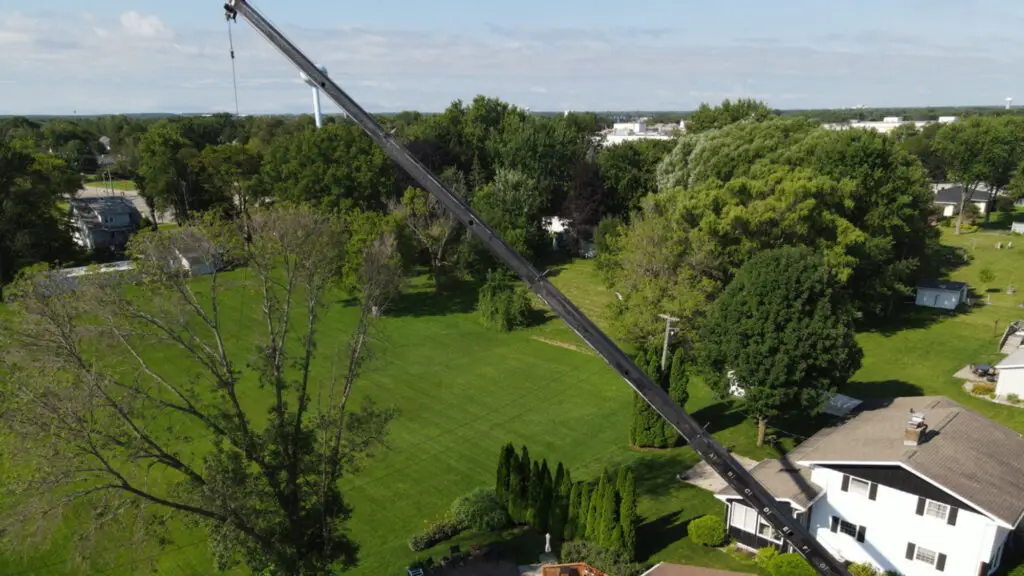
[808,467,1005,576]
[996,367,1024,398]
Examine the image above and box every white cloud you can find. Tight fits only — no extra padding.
[119,11,172,39]
[1,9,1023,114]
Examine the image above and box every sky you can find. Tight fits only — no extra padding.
[2,0,1024,115]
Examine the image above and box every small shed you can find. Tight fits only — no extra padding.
[915,280,968,310]
[995,348,1024,398]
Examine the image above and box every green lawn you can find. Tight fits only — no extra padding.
[6,226,1020,576]
[83,178,136,191]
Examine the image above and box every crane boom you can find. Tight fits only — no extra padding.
[221,2,849,574]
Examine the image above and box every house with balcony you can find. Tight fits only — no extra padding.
[716,396,1024,576]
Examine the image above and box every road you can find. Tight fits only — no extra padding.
[78,185,173,224]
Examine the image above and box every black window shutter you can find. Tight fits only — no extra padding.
[830,516,839,533]
[841,475,851,492]
[856,526,866,543]
[948,507,959,526]
[937,553,947,572]
[906,543,917,560]
[868,482,878,500]
[916,497,926,515]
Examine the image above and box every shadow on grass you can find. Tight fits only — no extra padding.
[628,453,698,499]
[842,379,924,401]
[859,304,964,337]
[691,401,747,436]
[636,510,691,562]
[389,280,480,318]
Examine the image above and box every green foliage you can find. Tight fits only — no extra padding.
[0,140,78,295]
[470,168,549,263]
[669,349,689,408]
[619,470,637,561]
[138,120,229,222]
[256,122,398,212]
[767,553,817,576]
[687,515,727,547]
[1008,562,1024,576]
[630,351,677,448]
[598,474,619,548]
[980,267,996,285]
[477,270,534,331]
[755,546,779,568]
[560,540,646,576]
[614,119,938,345]
[495,442,516,505]
[700,247,863,445]
[585,474,605,540]
[848,562,881,576]
[686,98,778,134]
[509,446,530,523]
[449,488,508,532]
[565,482,582,541]
[576,484,592,540]
[407,518,463,552]
[597,139,675,219]
[972,382,996,396]
[1009,393,1021,404]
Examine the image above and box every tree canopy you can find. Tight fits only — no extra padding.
[699,246,863,445]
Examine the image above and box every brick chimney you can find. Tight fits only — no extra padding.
[904,410,927,446]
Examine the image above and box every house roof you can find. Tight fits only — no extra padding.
[934,186,996,205]
[642,564,756,576]
[792,396,1024,526]
[70,196,140,232]
[917,280,967,292]
[716,458,823,510]
[997,348,1024,370]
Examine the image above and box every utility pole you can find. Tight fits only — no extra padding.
[658,313,680,371]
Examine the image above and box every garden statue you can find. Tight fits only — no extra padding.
[545,532,551,553]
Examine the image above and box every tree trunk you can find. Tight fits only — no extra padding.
[756,417,767,447]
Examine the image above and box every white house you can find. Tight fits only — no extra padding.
[915,281,968,310]
[995,348,1024,397]
[933,186,995,218]
[716,396,1024,576]
[1012,222,1024,235]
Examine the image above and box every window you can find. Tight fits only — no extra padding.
[830,515,866,543]
[839,520,858,538]
[757,519,782,543]
[848,477,871,497]
[730,503,757,533]
[925,500,950,521]
[915,546,938,566]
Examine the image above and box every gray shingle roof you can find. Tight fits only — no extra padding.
[792,396,1024,526]
[934,185,996,205]
[717,458,822,510]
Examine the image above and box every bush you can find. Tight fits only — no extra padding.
[848,562,880,576]
[755,546,779,568]
[408,518,463,552]
[477,270,534,332]
[688,515,726,547]
[560,541,646,576]
[1008,563,1024,576]
[450,488,508,532]
[767,553,816,576]
[1009,394,1021,404]
[972,382,996,396]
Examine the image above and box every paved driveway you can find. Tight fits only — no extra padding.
[679,454,760,492]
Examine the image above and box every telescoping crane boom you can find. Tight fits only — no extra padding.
[221,2,850,575]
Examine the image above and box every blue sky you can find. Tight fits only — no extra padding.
[2,0,1023,114]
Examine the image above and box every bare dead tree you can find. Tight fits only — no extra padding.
[391,186,458,292]
[0,204,402,575]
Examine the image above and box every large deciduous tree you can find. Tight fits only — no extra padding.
[685,98,777,134]
[256,122,398,212]
[0,139,78,300]
[138,121,227,223]
[597,139,674,220]
[699,247,863,446]
[0,205,403,574]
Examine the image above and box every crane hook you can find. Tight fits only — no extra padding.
[224,3,238,22]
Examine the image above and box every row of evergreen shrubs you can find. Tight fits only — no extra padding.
[630,347,689,448]
[408,518,463,552]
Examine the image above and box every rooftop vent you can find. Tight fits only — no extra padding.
[904,410,927,446]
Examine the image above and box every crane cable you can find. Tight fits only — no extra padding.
[226,14,241,116]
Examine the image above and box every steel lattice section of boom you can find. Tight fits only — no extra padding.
[221,2,849,575]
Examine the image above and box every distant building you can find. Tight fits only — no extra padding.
[600,121,678,146]
[823,116,958,134]
[933,185,995,218]
[915,280,969,310]
[69,196,143,252]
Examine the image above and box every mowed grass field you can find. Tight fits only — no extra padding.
[0,265,757,575]
[4,222,1023,575]
[82,178,136,191]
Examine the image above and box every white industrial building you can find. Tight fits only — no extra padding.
[823,116,957,134]
[600,121,679,146]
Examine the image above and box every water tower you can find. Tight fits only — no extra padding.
[1007,97,1013,110]
[300,65,329,128]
